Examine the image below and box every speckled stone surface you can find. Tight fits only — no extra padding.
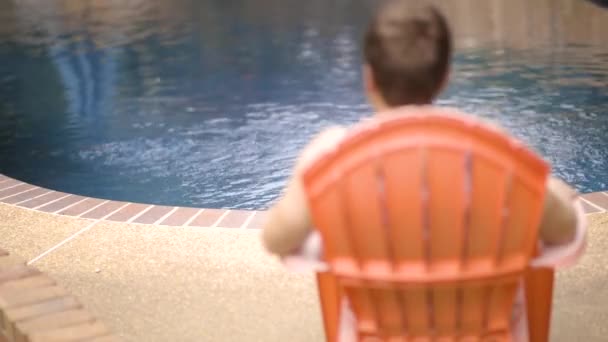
[551,213,608,342]
[0,203,92,260]
[0,203,606,341]
[32,221,323,342]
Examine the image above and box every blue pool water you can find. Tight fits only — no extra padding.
[0,0,607,209]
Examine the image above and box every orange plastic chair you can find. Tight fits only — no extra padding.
[293,107,585,341]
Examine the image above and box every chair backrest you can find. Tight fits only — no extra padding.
[302,107,550,340]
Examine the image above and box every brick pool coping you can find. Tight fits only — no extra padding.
[0,174,266,230]
[1,174,607,231]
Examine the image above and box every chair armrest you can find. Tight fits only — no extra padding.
[282,231,329,272]
[530,198,588,269]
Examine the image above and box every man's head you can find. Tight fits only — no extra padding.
[363,1,452,109]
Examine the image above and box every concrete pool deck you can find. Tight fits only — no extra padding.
[1,174,608,341]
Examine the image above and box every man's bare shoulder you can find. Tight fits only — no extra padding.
[295,126,348,173]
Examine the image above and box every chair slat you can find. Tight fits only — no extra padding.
[383,148,426,272]
[461,285,488,335]
[341,160,399,335]
[426,147,467,334]
[426,147,466,272]
[485,281,519,333]
[342,163,391,273]
[369,288,407,334]
[346,287,379,333]
[310,187,356,272]
[401,287,430,336]
[467,157,509,273]
[501,180,544,270]
[432,286,458,335]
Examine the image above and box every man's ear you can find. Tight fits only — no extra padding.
[436,69,450,97]
[363,64,376,94]
[363,64,389,111]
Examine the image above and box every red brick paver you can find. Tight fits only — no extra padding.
[80,201,126,219]
[0,180,22,191]
[28,321,109,341]
[15,309,95,341]
[0,276,54,291]
[0,185,32,200]
[106,203,150,222]
[17,192,67,209]
[37,195,85,213]
[216,210,252,228]
[0,250,118,342]
[132,206,175,224]
[581,192,608,211]
[159,207,200,226]
[0,266,40,285]
[58,197,106,216]
[581,199,603,214]
[188,209,225,227]
[246,211,267,229]
[0,286,67,308]
[1,188,48,205]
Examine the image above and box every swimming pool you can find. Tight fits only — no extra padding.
[0,0,606,210]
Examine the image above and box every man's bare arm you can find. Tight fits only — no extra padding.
[538,177,578,246]
[262,127,346,257]
[262,173,312,256]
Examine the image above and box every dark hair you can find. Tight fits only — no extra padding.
[364,1,452,106]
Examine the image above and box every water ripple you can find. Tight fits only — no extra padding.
[0,0,606,209]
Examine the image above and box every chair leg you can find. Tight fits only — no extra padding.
[524,267,555,342]
[317,272,341,342]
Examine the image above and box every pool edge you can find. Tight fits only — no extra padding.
[0,174,266,229]
[1,173,606,230]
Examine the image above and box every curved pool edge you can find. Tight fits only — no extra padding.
[1,173,608,231]
[0,174,266,230]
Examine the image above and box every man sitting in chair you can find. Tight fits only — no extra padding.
[262,1,579,257]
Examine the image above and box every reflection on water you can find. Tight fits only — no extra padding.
[0,0,606,209]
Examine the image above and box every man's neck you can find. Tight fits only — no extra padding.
[372,102,432,117]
